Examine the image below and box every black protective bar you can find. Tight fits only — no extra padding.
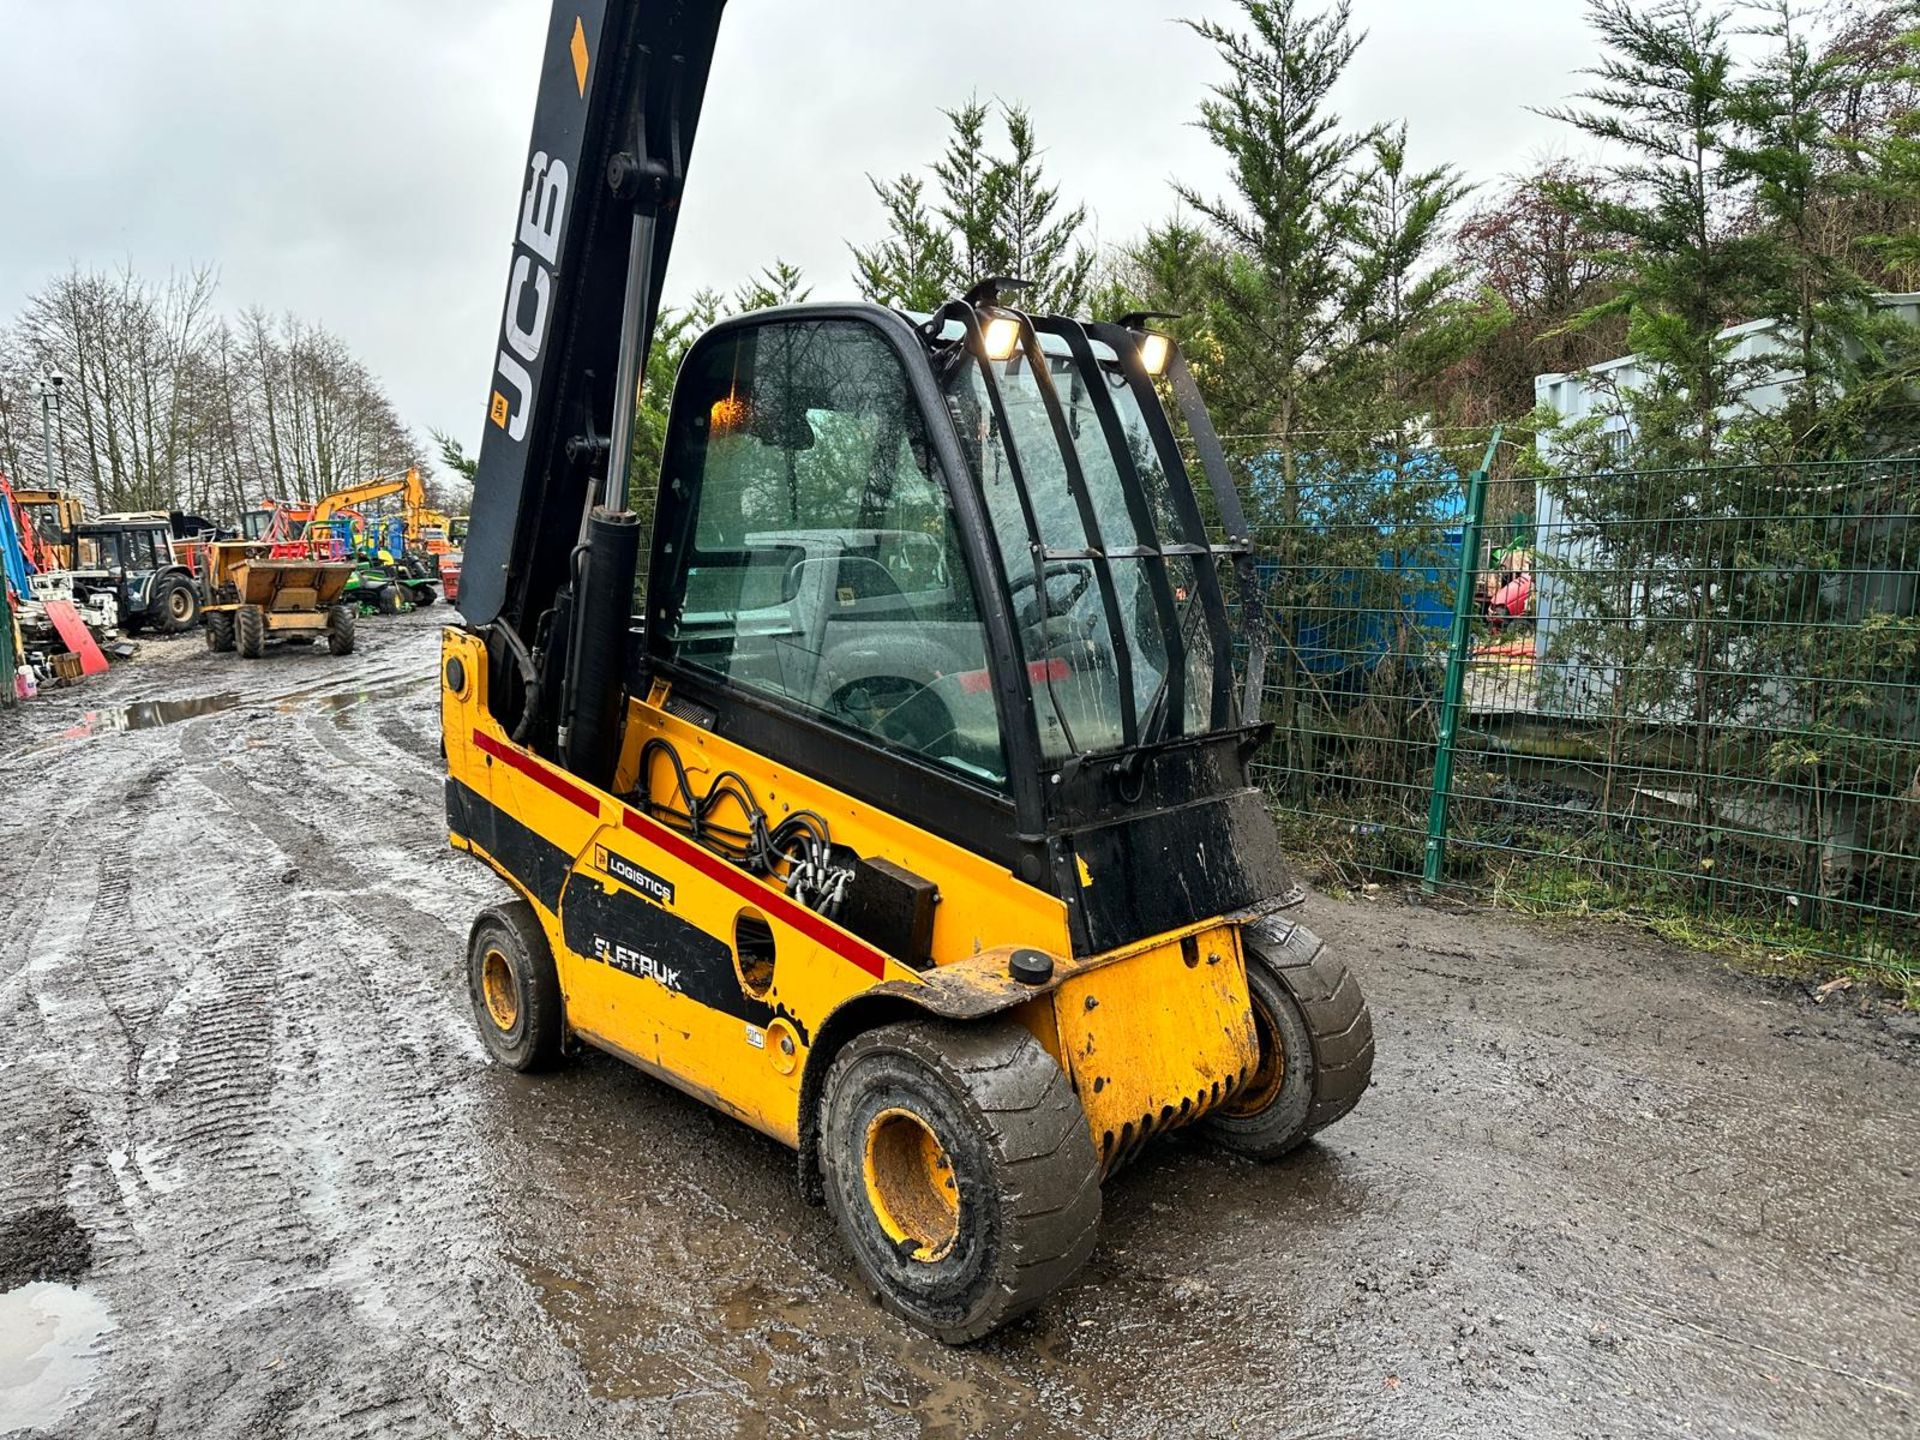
[1007,315,1138,747]
[1163,342,1270,720]
[934,302,1083,756]
[1037,317,1189,739]
[1085,321,1236,732]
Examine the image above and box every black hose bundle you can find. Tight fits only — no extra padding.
[634,737,851,920]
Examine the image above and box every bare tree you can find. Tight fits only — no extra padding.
[0,266,423,517]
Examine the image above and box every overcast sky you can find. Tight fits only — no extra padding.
[0,1,1599,457]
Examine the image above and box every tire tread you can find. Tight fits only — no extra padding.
[823,1020,1100,1343]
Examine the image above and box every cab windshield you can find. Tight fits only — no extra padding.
[76,532,125,570]
[940,326,1231,762]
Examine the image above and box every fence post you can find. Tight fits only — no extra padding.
[1423,429,1500,894]
[0,586,14,708]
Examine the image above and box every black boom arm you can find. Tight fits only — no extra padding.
[461,0,727,636]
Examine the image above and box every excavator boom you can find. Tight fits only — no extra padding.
[313,469,412,523]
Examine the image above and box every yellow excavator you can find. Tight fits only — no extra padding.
[442,0,1373,1343]
[311,466,452,553]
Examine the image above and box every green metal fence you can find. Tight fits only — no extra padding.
[1222,443,1920,980]
[0,586,16,709]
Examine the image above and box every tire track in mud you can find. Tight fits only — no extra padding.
[120,697,589,1439]
[297,702,441,816]
[55,756,219,1263]
[34,722,337,1437]
[0,620,579,1440]
[0,746,141,1228]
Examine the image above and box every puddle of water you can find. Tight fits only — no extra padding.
[63,694,241,742]
[1,694,246,765]
[276,676,434,717]
[0,1282,115,1432]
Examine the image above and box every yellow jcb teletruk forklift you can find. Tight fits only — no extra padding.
[444,0,1374,1342]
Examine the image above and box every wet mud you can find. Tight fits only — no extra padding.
[0,612,1913,1439]
[0,1208,92,1293]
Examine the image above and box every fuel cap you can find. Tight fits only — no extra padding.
[1009,949,1054,986]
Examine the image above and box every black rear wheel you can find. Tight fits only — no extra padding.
[467,902,565,1072]
[377,584,405,616]
[1202,917,1374,1160]
[158,577,200,633]
[820,1020,1101,1344]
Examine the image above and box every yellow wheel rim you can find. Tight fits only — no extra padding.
[862,1107,960,1262]
[1221,991,1286,1118]
[481,948,520,1033]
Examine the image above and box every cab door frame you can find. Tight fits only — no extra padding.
[641,303,1053,886]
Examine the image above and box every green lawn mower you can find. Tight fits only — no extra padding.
[344,555,439,616]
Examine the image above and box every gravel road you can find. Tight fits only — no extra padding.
[1,612,1914,1439]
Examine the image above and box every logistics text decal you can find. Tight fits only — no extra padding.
[600,848,676,907]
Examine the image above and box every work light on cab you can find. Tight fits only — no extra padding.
[981,314,1022,362]
[1139,330,1172,377]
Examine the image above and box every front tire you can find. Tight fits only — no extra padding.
[1203,917,1374,1160]
[205,611,235,653]
[326,605,355,656]
[467,902,564,1072]
[820,1020,1101,1344]
[235,604,267,660]
[408,584,436,609]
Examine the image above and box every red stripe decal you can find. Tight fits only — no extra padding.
[473,731,601,816]
[621,806,888,978]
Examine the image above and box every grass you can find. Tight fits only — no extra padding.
[1493,863,1919,1008]
[1271,807,1920,1010]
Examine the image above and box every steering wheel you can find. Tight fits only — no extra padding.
[1009,562,1094,635]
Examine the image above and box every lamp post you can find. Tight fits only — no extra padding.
[32,371,64,492]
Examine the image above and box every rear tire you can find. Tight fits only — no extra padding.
[467,902,565,1072]
[205,612,235,653]
[326,605,355,656]
[1202,917,1374,1160]
[377,584,405,616]
[820,1020,1101,1344]
[156,576,199,633]
[235,604,267,660]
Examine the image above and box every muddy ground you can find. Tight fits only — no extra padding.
[0,612,1914,1440]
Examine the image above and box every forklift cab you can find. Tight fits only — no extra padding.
[642,301,1283,955]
